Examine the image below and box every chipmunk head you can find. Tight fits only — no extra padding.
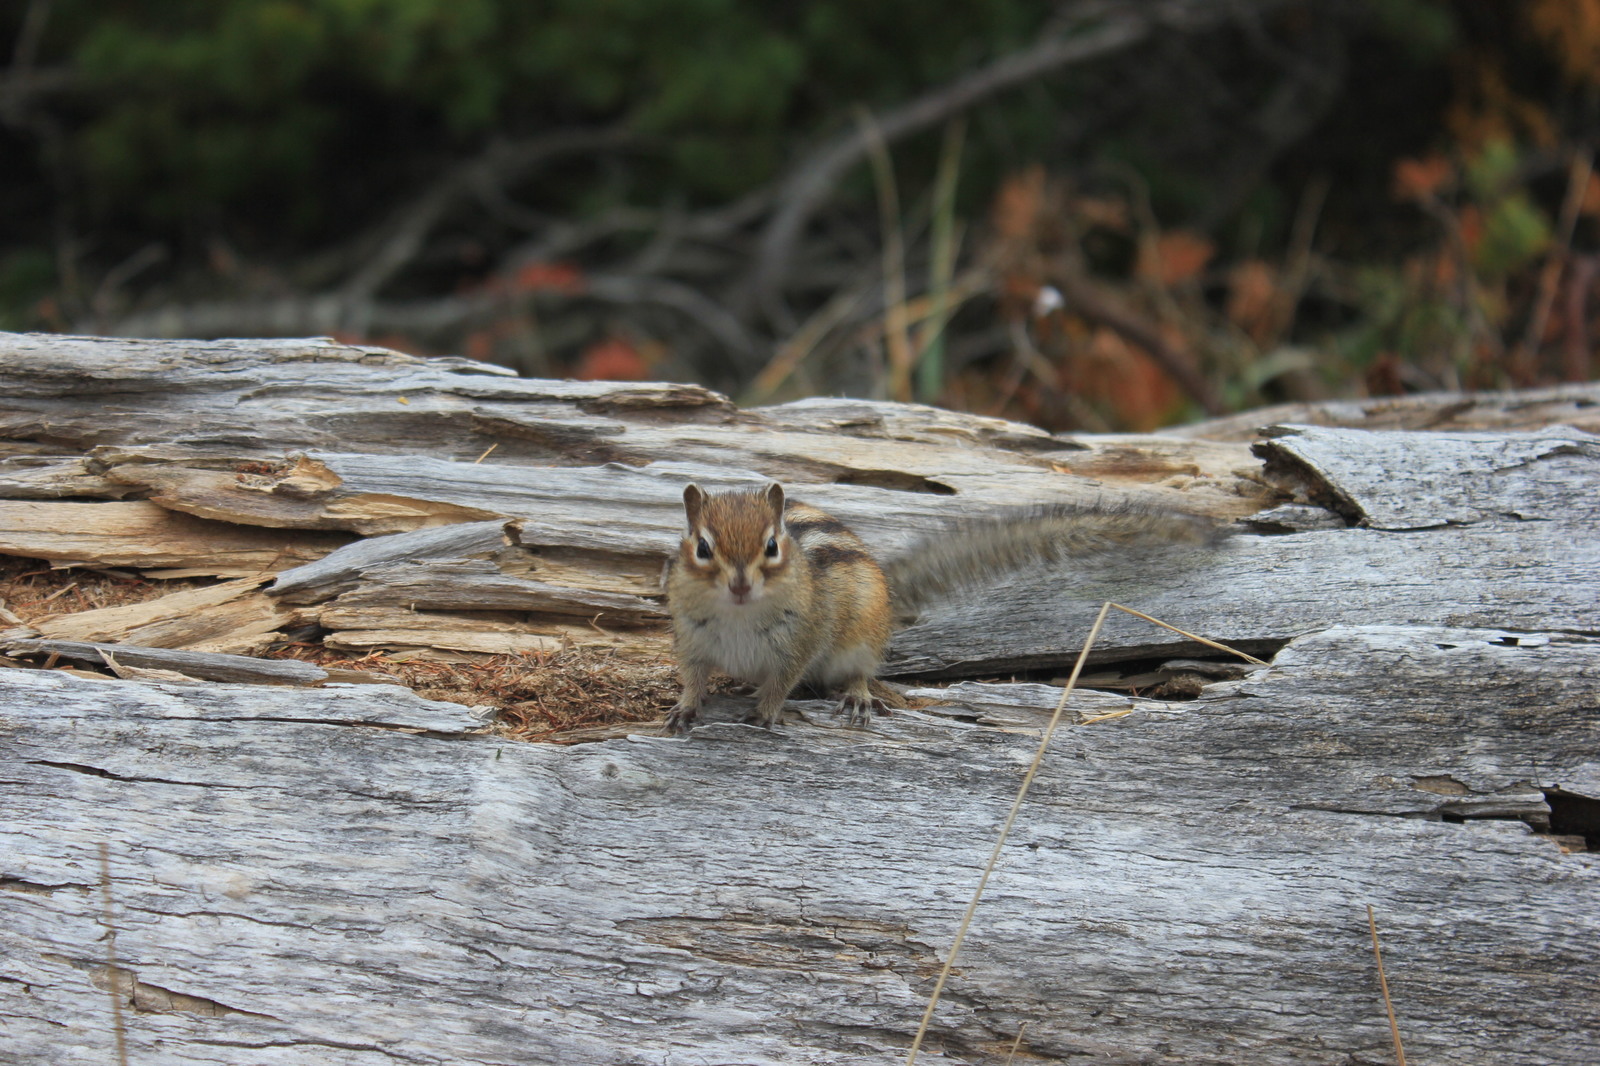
[680,482,791,606]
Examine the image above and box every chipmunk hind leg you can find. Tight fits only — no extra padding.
[814,643,889,728]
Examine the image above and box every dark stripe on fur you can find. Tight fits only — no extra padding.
[786,514,852,538]
[804,543,873,569]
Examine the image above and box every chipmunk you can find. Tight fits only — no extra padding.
[663,482,1222,735]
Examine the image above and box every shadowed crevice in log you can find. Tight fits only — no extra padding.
[1545,789,1600,851]
[0,877,91,896]
[27,760,252,790]
[1288,802,1552,832]
[45,954,282,1022]
[125,978,281,1021]
[1253,437,1365,523]
[830,469,956,495]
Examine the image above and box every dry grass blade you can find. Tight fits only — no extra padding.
[907,603,1259,1063]
[1368,904,1408,1066]
[744,279,875,402]
[1004,1021,1027,1064]
[858,106,915,403]
[916,117,966,403]
[905,600,1113,1065]
[98,842,129,1066]
[1109,601,1267,665]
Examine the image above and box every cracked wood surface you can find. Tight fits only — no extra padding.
[3,333,1596,678]
[0,331,1269,666]
[0,332,1597,1063]
[888,421,1600,676]
[1,626,1596,1065]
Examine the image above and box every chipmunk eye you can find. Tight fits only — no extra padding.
[696,537,712,560]
[765,536,779,558]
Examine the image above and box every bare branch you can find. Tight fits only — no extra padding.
[0,0,57,126]
[339,126,635,313]
[745,0,1274,330]
[97,271,757,362]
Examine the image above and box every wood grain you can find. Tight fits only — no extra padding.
[0,331,1595,1064]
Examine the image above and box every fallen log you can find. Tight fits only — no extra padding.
[0,331,1596,1065]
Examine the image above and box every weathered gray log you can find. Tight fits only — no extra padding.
[1259,423,1600,526]
[25,577,298,656]
[1169,380,1600,438]
[1,624,1595,1065]
[2,639,331,686]
[0,331,1258,663]
[1,332,1598,1064]
[887,422,1600,676]
[0,499,349,575]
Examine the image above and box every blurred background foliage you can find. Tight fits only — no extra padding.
[2,0,1597,429]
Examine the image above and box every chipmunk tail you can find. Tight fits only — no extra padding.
[883,499,1228,613]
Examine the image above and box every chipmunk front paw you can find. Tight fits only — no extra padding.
[835,694,889,728]
[664,702,700,735]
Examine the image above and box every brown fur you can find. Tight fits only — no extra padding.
[665,484,890,733]
[664,483,1225,735]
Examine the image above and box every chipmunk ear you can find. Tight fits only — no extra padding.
[683,483,706,528]
[764,482,785,524]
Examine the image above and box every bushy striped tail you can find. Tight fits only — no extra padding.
[882,499,1226,612]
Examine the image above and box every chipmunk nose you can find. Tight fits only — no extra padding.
[728,571,753,601]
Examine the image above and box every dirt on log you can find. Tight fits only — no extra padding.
[0,332,1597,1065]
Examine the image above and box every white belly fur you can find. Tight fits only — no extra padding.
[699,610,791,684]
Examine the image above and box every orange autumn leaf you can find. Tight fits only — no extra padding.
[1392,155,1453,202]
[464,329,496,363]
[1226,259,1280,343]
[1137,230,1215,287]
[1529,0,1600,85]
[992,165,1046,241]
[1365,352,1405,397]
[1581,171,1600,218]
[1069,327,1183,430]
[573,337,648,381]
[1404,250,1459,291]
[1072,195,1130,232]
[513,261,585,294]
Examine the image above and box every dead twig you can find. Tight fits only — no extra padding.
[859,108,915,402]
[1562,255,1597,382]
[748,2,1188,329]
[906,600,1113,1065]
[340,126,634,309]
[1367,904,1408,1066]
[1056,271,1227,415]
[36,580,77,605]
[1514,151,1594,382]
[98,842,130,1066]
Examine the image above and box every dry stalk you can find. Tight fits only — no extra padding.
[1367,904,1408,1066]
[905,600,1112,1065]
[98,842,129,1066]
[858,107,915,403]
[1004,1021,1028,1064]
[905,602,1263,1064]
